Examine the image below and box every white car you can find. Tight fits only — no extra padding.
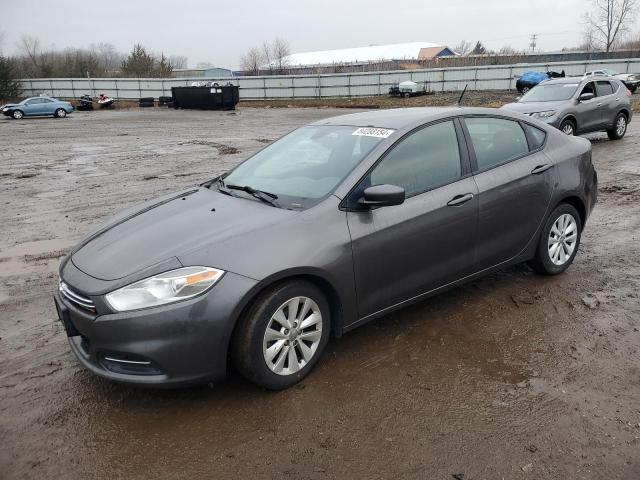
[584,69,640,92]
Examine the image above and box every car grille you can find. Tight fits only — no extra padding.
[59,281,96,313]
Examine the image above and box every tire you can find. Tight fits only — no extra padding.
[139,97,154,103]
[54,108,67,118]
[559,118,576,136]
[403,92,410,98]
[12,110,23,120]
[522,86,530,94]
[231,280,330,390]
[607,112,627,140]
[139,102,155,108]
[529,203,582,275]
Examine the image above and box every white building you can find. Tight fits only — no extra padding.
[285,42,456,68]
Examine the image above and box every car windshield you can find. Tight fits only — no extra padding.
[602,69,618,75]
[221,125,387,209]
[519,83,579,102]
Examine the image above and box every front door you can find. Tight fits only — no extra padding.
[346,119,479,320]
[575,81,602,132]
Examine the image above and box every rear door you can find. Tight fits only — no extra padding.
[346,119,479,319]
[463,116,555,272]
[575,81,602,132]
[595,80,619,128]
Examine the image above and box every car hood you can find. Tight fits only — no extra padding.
[1,103,19,109]
[501,100,568,114]
[70,186,295,281]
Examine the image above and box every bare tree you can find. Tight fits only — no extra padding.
[169,55,188,70]
[91,43,124,74]
[241,47,265,75]
[498,45,518,55]
[454,40,472,56]
[17,35,51,76]
[271,37,291,74]
[584,0,639,51]
[262,41,273,73]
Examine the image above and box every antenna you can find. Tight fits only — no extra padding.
[457,84,468,106]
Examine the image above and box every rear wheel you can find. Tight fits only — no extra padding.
[522,86,531,94]
[54,108,66,118]
[529,204,582,275]
[607,112,627,140]
[12,110,23,120]
[559,118,576,136]
[231,280,330,390]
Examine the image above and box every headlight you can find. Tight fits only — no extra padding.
[1,107,8,112]
[530,111,556,119]
[105,266,224,312]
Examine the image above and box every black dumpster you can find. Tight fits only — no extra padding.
[171,84,239,110]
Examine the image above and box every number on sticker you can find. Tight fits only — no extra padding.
[352,127,395,138]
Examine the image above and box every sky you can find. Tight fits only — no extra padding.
[1,0,638,69]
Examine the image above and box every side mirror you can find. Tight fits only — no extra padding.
[359,184,405,208]
[579,92,595,102]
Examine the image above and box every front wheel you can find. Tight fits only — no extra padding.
[529,204,582,275]
[12,110,23,119]
[559,118,576,136]
[607,113,627,140]
[54,108,67,118]
[231,280,330,390]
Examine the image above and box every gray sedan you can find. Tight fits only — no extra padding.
[501,76,632,139]
[55,107,597,389]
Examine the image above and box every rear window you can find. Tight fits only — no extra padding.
[596,81,614,96]
[465,117,529,170]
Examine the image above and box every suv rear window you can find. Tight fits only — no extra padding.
[596,81,614,96]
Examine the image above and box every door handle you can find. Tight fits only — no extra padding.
[597,103,602,107]
[531,164,553,175]
[447,193,474,206]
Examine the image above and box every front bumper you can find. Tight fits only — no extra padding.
[56,269,257,387]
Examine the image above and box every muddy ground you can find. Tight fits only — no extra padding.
[0,107,639,479]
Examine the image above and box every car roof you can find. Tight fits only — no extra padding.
[309,106,516,130]
[541,77,585,85]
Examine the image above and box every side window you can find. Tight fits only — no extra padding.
[465,117,529,170]
[42,98,54,103]
[370,120,461,197]
[523,124,546,151]
[580,82,596,97]
[596,81,614,96]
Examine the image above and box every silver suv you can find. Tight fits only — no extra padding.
[502,76,632,140]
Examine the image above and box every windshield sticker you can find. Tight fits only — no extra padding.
[352,127,395,138]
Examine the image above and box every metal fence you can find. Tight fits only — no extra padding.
[19,58,640,101]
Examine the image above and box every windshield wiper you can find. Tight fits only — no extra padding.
[224,182,280,207]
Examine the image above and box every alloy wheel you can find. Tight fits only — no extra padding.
[616,116,626,137]
[562,123,574,135]
[262,296,323,375]
[547,213,578,265]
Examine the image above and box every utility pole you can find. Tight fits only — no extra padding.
[529,34,538,53]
